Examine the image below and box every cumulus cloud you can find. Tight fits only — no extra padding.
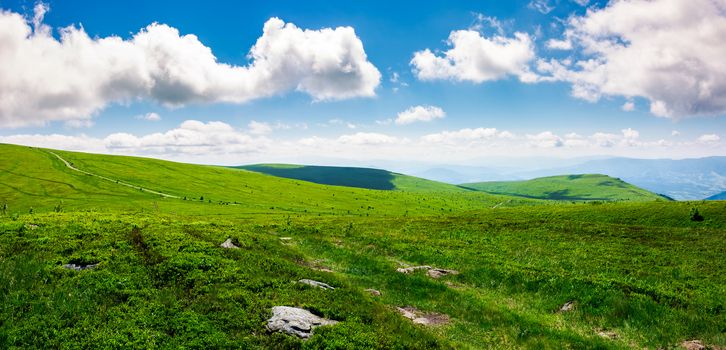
[337,132,400,145]
[411,26,537,83]
[526,131,563,148]
[421,127,513,145]
[0,6,380,127]
[537,0,726,118]
[697,134,720,143]
[136,112,161,121]
[64,119,94,128]
[248,120,273,135]
[395,105,446,125]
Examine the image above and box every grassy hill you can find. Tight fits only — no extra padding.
[0,144,526,217]
[1,143,724,349]
[462,174,667,201]
[237,164,468,192]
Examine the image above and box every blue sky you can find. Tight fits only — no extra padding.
[0,0,724,165]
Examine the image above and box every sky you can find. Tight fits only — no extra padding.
[0,0,725,166]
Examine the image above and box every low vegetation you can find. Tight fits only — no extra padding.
[463,174,668,201]
[0,143,724,349]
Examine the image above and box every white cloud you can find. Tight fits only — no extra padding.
[248,120,273,135]
[136,112,161,121]
[411,26,537,83]
[621,128,639,139]
[622,101,635,112]
[590,132,619,147]
[526,131,563,148]
[538,0,726,118]
[528,0,554,14]
[546,38,573,50]
[671,130,681,137]
[0,7,380,127]
[421,127,513,145]
[64,119,94,128]
[697,134,720,143]
[573,0,589,6]
[395,105,446,125]
[337,132,400,145]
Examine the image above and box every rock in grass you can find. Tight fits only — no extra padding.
[267,306,338,339]
[298,279,335,290]
[396,306,449,326]
[427,268,459,279]
[559,301,575,312]
[365,288,381,296]
[220,238,239,249]
[396,266,432,274]
[396,265,459,279]
[62,263,98,271]
[681,340,706,350]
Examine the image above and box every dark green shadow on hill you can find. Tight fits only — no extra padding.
[236,164,396,190]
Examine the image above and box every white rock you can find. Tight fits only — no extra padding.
[220,238,239,249]
[267,306,338,339]
[298,279,335,290]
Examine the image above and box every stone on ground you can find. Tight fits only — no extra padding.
[396,265,459,279]
[427,268,459,279]
[298,279,335,290]
[62,263,98,271]
[365,288,381,296]
[220,238,239,249]
[396,306,449,326]
[559,301,575,312]
[266,306,338,339]
[396,266,432,274]
[681,340,706,350]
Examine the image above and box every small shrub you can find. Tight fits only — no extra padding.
[689,207,704,222]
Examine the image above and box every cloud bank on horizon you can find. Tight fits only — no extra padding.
[0,0,724,163]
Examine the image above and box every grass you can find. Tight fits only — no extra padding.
[237,164,468,192]
[1,143,724,349]
[463,174,668,201]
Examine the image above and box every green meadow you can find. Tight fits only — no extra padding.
[1,143,724,349]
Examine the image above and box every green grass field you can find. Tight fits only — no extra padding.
[237,164,469,192]
[1,143,724,349]
[463,174,668,201]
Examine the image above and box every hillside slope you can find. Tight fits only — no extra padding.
[462,174,667,201]
[237,164,468,192]
[0,144,525,216]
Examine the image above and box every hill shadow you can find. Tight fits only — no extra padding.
[237,165,396,190]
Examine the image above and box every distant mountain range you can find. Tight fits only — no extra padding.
[414,157,726,200]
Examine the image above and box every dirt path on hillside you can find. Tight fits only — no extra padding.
[48,151,180,199]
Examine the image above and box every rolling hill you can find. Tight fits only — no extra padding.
[462,174,668,201]
[0,144,522,217]
[236,164,468,192]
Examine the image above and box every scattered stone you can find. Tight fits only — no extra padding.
[681,340,706,350]
[396,265,432,274]
[559,301,575,312]
[396,265,459,279]
[26,224,39,229]
[596,329,618,339]
[279,237,292,241]
[396,306,450,326]
[427,268,459,279]
[62,263,98,271]
[365,288,381,296]
[298,279,335,290]
[220,238,239,249]
[266,306,338,339]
